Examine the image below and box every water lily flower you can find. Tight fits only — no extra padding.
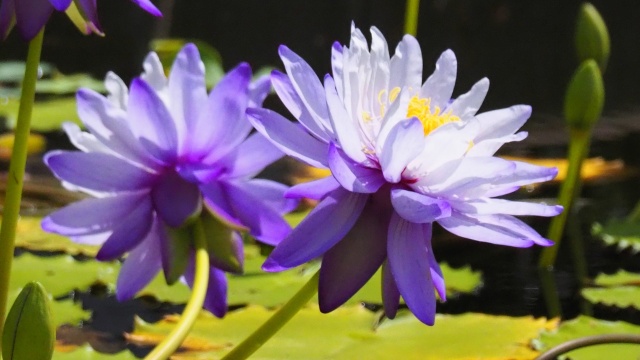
[42,44,295,317]
[0,0,161,40]
[248,24,562,325]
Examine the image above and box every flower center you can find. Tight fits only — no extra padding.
[406,96,460,135]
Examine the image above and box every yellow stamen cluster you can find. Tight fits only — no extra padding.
[406,96,460,135]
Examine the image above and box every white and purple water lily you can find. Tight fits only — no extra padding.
[248,25,562,325]
[42,44,295,317]
[0,0,161,40]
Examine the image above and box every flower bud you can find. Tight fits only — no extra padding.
[2,282,54,360]
[576,3,610,71]
[564,59,604,130]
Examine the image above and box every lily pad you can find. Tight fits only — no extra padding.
[592,270,640,287]
[533,315,640,360]
[35,74,105,95]
[54,345,137,360]
[12,216,99,256]
[1,97,82,132]
[592,220,640,253]
[50,299,90,327]
[127,306,554,359]
[10,253,118,301]
[582,287,640,308]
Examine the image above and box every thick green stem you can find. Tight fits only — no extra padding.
[404,0,421,36]
[538,129,591,269]
[222,270,320,360]
[0,29,45,351]
[144,221,210,360]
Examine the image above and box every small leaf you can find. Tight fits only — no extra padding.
[2,282,54,360]
[576,3,610,71]
[1,97,82,132]
[564,59,605,131]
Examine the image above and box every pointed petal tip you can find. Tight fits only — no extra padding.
[261,257,288,272]
[332,41,342,51]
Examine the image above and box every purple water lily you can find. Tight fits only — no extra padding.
[0,0,161,40]
[42,44,295,317]
[248,24,562,325]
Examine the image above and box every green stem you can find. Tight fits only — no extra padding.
[0,29,44,350]
[404,0,421,36]
[144,221,210,360]
[538,129,591,269]
[222,269,320,360]
[535,334,640,360]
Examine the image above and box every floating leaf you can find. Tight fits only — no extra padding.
[54,345,137,360]
[533,316,640,360]
[128,306,554,359]
[0,61,55,84]
[592,270,640,287]
[1,97,81,132]
[582,287,640,309]
[50,299,90,327]
[12,216,99,256]
[10,253,118,301]
[592,220,640,253]
[35,74,105,95]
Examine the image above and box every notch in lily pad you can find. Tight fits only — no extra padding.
[2,282,54,360]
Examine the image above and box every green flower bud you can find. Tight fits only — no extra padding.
[2,282,54,360]
[564,59,604,130]
[576,3,610,71]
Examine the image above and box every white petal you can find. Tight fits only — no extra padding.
[105,71,128,109]
[420,50,457,109]
[389,35,423,92]
[325,75,366,162]
[447,77,489,118]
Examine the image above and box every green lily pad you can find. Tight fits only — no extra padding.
[0,61,54,84]
[592,220,640,253]
[582,270,640,308]
[12,216,99,256]
[35,74,105,95]
[1,97,82,132]
[533,315,640,360]
[53,345,137,360]
[128,306,554,359]
[51,299,90,327]
[10,253,118,301]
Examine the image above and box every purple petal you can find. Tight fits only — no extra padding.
[328,143,385,193]
[438,211,552,247]
[263,189,368,271]
[129,0,162,16]
[200,181,247,231]
[127,78,178,164]
[324,75,366,163]
[452,198,563,217]
[389,35,423,93]
[168,43,207,155]
[319,203,390,313]
[285,176,340,200]
[0,0,15,40]
[387,213,436,325]
[230,179,298,215]
[247,107,328,169]
[14,0,52,40]
[152,171,202,227]
[116,217,163,301]
[279,45,332,132]
[382,261,400,319]
[391,188,451,223]
[45,150,155,192]
[74,0,101,31]
[223,181,291,246]
[96,198,154,261]
[271,70,331,141]
[377,118,424,183]
[75,89,158,168]
[248,74,271,107]
[195,63,251,161]
[221,132,283,179]
[184,259,228,317]
[48,0,71,11]
[427,241,446,301]
[420,49,457,110]
[42,192,148,236]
